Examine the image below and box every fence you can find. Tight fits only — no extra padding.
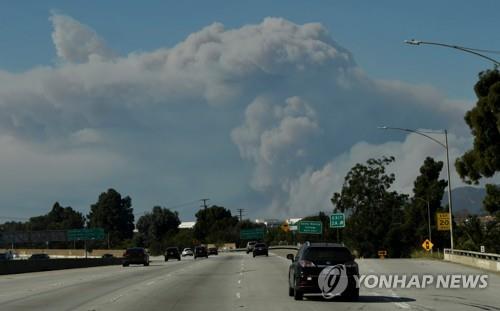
[444,248,500,272]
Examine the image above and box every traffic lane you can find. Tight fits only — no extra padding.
[242,253,420,311]
[0,256,175,301]
[73,252,243,311]
[359,259,500,311]
[0,255,197,310]
[270,252,499,310]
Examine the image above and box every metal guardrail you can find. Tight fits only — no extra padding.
[228,245,299,252]
[268,246,299,251]
[444,248,500,261]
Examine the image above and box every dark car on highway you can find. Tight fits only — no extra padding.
[194,246,208,259]
[252,243,268,257]
[287,242,359,301]
[208,247,218,256]
[122,247,150,266]
[28,253,50,260]
[165,247,181,261]
[0,252,14,261]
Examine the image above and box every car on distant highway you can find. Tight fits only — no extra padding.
[0,251,14,261]
[101,253,114,259]
[28,253,50,260]
[122,247,149,267]
[252,243,268,257]
[208,247,218,256]
[181,248,193,257]
[287,242,359,301]
[165,247,181,261]
[194,246,208,259]
[246,241,257,254]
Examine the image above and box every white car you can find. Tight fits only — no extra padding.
[181,248,193,257]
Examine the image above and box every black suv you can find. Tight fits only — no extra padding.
[252,243,268,257]
[208,247,218,256]
[122,247,150,266]
[287,242,359,301]
[165,247,181,261]
[194,246,208,259]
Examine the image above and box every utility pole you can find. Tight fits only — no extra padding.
[236,209,245,222]
[200,198,210,209]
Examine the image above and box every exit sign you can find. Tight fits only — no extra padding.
[330,213,345,228]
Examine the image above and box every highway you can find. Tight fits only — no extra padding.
[0,252,498,311]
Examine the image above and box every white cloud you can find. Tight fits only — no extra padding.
[282,133,475,218]
[50,13,115,63]
[231,96,319,191]
[0,14,480,219]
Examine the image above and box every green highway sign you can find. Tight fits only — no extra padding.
[298,221,322,234]
[67,228,105,241]
[330,213,345,228]
[240,228,265,240]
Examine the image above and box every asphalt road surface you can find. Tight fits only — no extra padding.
[0,252,498,310]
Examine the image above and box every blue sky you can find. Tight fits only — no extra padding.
[0,1,498,221]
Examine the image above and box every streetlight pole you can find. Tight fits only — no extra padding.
[404,39,500,68]
[415,197,432,254]
[378,126,454,250]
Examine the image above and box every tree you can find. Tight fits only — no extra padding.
[456,69,500,183]
[87,189,135,247]
[29,202,85,231]
[483,184,500,216]
[455,69,500,212]
[331,157,409,258]
[193,205,238,244]
[404,157,448,249]
[136,206,180,254]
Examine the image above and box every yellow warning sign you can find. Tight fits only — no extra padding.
[422,239,434,252]
[281,223,289,232]
[378,250,387,259]
[436,213,451,231]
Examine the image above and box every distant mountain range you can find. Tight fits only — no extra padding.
[442,186,487,216]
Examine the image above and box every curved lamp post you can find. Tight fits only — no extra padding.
[378,126,454,251]
[404,39,500,68]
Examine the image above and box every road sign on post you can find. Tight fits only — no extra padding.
[67,228,105,241]
[422,239,434,252]
[298,221,322,234]
[378,250,387,259]
[240,228,265,240]
[281,223,289,232]
[330,213,345,228]
[436,213,451,231]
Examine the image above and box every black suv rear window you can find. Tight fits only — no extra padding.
[255,243,266,247]
[304,247,352,263]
